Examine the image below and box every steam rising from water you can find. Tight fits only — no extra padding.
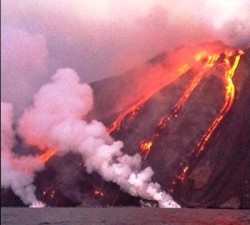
[1,103,45,206]
[1,69,180,208]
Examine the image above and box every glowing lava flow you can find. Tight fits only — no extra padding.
[108,47,243,169]
[107,61,195,133]
[191,50,243,157]
[173,50,243,186]
[107,48,226,135]
[139,53,221,159]
[39,148,57,163]
[176,165,189,183]
[139,140,153,159]
[139,72,204,159]
[107,97,147,133]
[158,70,204,127]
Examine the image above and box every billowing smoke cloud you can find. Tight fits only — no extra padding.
[17,68,180,208]
[1,102,45,207]
[17,69,94,150]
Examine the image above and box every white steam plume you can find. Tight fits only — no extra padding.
[1,102,45,207]
[18,68,180,208]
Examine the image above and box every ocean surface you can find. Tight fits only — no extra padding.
[1,207,250,225]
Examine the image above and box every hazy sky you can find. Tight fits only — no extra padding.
[1,0,250,115]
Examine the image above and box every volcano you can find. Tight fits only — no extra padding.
[2,42,250,208]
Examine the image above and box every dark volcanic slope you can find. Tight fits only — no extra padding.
[174,50,250,208]
[109,68,226,184]
[109,70,200,155]
[89,41,231,124]
[91,47,250,208]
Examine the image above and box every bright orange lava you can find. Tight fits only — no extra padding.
[107,52,202,133]
[107,97,147,133]
[191,50,243,157]
[107,46,243,182]
[39,148,57,162]
[174,50,243,184]
[139,140,153,159]
[139,52,223,159]
[158,70,204,128]
[176,165,189,182]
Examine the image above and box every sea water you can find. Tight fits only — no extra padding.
[1,207,250,225]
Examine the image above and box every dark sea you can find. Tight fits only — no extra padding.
[1,207,250,225]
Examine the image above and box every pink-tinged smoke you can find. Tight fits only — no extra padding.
[2,0,249,121]
[2,0,249,83]
[1,102,45,207]
[1,26,48,117]
[17,68,180,208]
[17,69,93,150]
[1,26,47,73]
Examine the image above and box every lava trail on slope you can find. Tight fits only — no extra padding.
[104,44,249,208]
